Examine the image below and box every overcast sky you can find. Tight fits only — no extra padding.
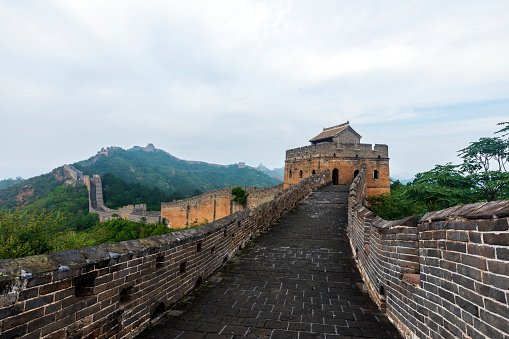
[1,0,508,181]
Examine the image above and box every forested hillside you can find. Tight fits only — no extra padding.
[73,147,281,196]
[0,177,24,189]
[0,167,69,211]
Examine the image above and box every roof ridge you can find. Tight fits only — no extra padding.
[322,121,349,131]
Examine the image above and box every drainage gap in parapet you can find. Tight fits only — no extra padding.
[74,271,98,298]
[151,302,166,321]
[156,254,165,269]
[120,285,133,304]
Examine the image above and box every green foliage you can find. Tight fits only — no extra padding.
[74,148,281,196]
[0,167,67,211]
[406,164,474,211]
[496,121,509,137]
[0,209,57,259]
[231,186,249,205]
[458,136,509,201]
[101,173,184,210]
[82,219,172,244]
[0,177,24,189]
[185,217,209,228]
[367,180,427,220]
[370,122,509,219]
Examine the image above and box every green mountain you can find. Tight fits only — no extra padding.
[0,177,24,189]
[0,144,281,212]
[73,145,281,195]
[0,168,70,211]
[257,164,284,181]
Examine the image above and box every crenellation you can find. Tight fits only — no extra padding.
[0,171,329,339]
[348,165,509,339]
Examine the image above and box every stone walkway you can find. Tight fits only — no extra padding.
[137,185,401,338]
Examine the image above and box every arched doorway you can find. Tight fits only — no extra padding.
[332,169,339,185]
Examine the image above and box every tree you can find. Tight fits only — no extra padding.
[459,136,509,201]
[405,164,473,211]
[367,180,427,220]
[231,187,249,205]
[496,121,509,137]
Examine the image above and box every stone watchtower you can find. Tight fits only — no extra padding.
[284,122,390,197]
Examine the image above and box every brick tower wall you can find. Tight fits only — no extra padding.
[284,142,389,197]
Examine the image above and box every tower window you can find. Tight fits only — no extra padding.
[299,170,303,178]
[373,170,379,180]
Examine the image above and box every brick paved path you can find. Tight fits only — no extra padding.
[137,185,401,338]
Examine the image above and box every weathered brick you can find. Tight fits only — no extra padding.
[26,275,52,288]
[466,243,496,259]
[44,300,62,315]
[28,313,56,332]
[454,295,478,317]
[447,231,469,242]
[456,263,482,281]
[17,287,39,302]
[475,282,507,304]
[487,259,509,276]
[446,241,466,253]
[483,233,509,246]
[479,309,509,335]
[496,247,509,260]
[25,295,54,311]
[477,219,508,232]
[3,307,44,330]
[39,279,72,296]
[0,303,23,321]
[451,273,475,291]
[483,271,509,290]
[461,253,487,270]
[485,298,509,319]
[0,323,28,338]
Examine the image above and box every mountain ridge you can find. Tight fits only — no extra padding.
[0,144,282,211]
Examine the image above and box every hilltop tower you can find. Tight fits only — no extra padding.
[284,122,390,197]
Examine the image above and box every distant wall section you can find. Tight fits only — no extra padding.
[161,184,284,228]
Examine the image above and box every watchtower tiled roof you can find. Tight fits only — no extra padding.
[309,122,361,144]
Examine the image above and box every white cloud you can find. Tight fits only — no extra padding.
[0,0,508,180]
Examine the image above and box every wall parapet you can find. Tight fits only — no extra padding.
[348,166,509,338]
[161,184,284,228]
[286,142,388,160]
[0,172,329,339]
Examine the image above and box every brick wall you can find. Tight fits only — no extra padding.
[161,184,284,228]
[348,165,509,338]
[284,142,390,197]
[0,172,328,339]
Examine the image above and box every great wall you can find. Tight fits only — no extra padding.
[0,123,507,338]
[63,164,283,228]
